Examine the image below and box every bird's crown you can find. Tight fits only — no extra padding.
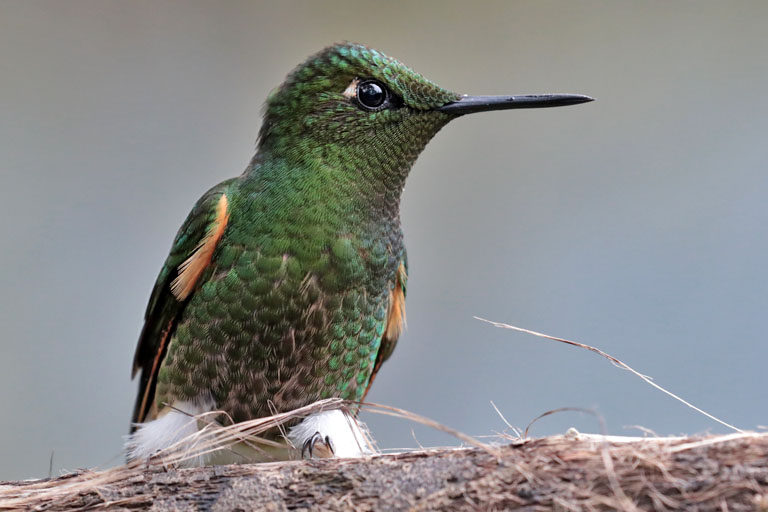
[257,42,460,151]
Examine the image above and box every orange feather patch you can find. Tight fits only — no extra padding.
[384,262,407,341]
[170,194,229,301]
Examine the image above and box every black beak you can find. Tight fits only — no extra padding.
[437,94,594,115]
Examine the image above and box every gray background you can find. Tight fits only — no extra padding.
[1,1,767,480]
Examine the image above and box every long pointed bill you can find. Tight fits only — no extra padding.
[437,94,594,115]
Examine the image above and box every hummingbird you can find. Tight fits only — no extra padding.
[126,42,592,464]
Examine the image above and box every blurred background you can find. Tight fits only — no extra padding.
[2,0,767,480]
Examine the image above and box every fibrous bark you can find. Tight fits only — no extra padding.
[2,433,767,511]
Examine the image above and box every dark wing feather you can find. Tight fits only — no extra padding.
[131,180,234,426]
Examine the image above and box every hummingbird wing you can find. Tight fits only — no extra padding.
[362,258,407,402]
[131,180,234,425]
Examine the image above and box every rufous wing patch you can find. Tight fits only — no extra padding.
[384,262,407,341]
[170,194,229,301]
[361,262,407,403]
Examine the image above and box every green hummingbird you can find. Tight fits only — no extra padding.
[127,42,592,463]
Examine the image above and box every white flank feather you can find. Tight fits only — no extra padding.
[287,409,373,458]
[125,401,211,466]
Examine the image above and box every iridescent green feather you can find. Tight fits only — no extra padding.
[132,42,462,428]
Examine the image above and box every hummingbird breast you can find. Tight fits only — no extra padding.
[153,185,404,423]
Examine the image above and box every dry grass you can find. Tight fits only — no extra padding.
[474,316,743,433]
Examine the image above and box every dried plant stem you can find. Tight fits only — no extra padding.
[474,316,743,433]
[360,402,499,458]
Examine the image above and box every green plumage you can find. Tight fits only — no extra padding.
[130,42,591,438]
[132,43,458,426]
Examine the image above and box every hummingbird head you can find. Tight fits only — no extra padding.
[257,43,461,159]
[256,42,591,205]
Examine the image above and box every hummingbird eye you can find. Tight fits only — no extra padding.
[356,80,389,111]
